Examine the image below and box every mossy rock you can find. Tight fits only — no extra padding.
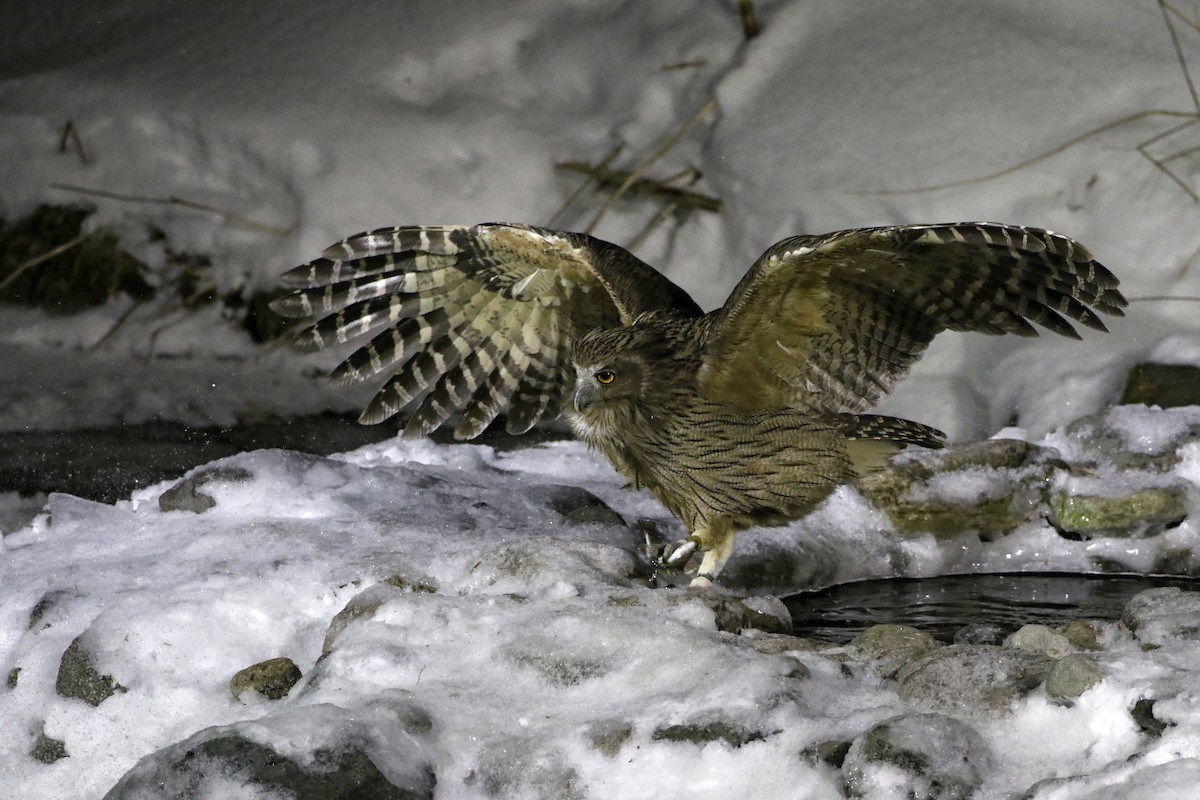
[1121,363,1200,409]
[56,635,126,706]
[651,720,767,748]
[1049,485,1188,538]
[230,657,303,701]
[859,439,1059,539]
[31,730,69,764]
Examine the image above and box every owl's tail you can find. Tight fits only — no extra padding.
[838,413,945,475]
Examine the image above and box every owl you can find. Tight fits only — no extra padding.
[270,222,1125,586]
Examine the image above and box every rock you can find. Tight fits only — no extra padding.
[585,720,633,757]
[1121,362,1200,409]
[651,720,767,748]
[230,657,303,701]
[1045,654,1106,701]
[681,592,792,635]
[101,703,435,800]
[897,645,1054,711]
[56,634,126,706]
[842,712,991,800]
[525,484,625,528]
[953,623,1006,646]
[102,732,426,800]
[323,583,405,654]
[505,646,610,687]
[28,589,74,630]
[744,632,832,655]
[31,728,68,764]
[381,574,437,594]
[1064,406,1200,471]
[466,738,583,800]
[1049,483,1188,538]
[1122,587,1200,646]
[858,439,1060,540]
[1130,697,1173,737]
[805,739,852,769]
[1056,619,1103,651]
[1004,624,1073,659]
[849,624,939,678]
[7,667,19,688]
[158,466,253,513]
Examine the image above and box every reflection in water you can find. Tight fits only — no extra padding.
[785,572,1200,643]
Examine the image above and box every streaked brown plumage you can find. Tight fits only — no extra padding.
[271,222,1126,585]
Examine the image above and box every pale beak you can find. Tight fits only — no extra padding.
[573,378,598,413]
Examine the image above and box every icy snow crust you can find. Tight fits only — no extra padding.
[2,430,1200,799]
[4,0,1200,797]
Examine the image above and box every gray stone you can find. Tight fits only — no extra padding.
[28,589,74,630]
[1130,698,1173,737]
[102,732,430,800]
[56,635,126,706]
[1005,624,1073,659]
[230,657,302,701]
[1122,587,1200,646]
[842,712,991,800]
[158,466,253,513]
[1064,407,1200,471]
[849,624,939,678]
[678,592,792,635]
[101,703,434,800]
[1045,654,1106,701]
[525,484,625,528]
[651,720,767,748]
[897,645,1054,711]
[323,583,407,654]
[585,720,633,758]
[953,623,1006,646]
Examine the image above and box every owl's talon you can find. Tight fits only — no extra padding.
[655,536,700,569]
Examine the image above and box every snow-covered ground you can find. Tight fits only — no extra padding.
[4,1,1200,797]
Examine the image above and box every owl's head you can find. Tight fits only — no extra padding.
[567,327,669,436]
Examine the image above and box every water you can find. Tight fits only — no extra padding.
[785,572,1200,643]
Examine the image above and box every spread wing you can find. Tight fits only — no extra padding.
[698,222,1127,412]
[270,223,701,438]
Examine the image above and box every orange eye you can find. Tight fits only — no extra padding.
[594,370,616,385]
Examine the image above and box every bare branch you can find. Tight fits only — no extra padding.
[0,234,86,294]
[51,183,293,236]
[58,121,89,166]
[738,0,760,39]
[555,161,722,213]
[860,109,1196,196]
[583,98,719,232]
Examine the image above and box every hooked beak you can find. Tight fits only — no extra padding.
[572,377,598,413]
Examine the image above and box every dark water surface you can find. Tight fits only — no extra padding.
[785,572,1200,644]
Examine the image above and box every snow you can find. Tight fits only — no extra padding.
[4,0,1200,797]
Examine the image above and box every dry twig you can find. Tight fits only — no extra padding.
[58,121,89,166]
[51,183,292,236]
[739,0,760,39]
[555,161,722,213]
[0,235,86,294]
[866,1,1200,199]
[582,98,719,232]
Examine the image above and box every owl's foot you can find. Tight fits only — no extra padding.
[653,535,700,570]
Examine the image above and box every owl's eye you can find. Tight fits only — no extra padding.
[594,370,617,385]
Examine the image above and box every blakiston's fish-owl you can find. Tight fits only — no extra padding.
[271,222,1125,586]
